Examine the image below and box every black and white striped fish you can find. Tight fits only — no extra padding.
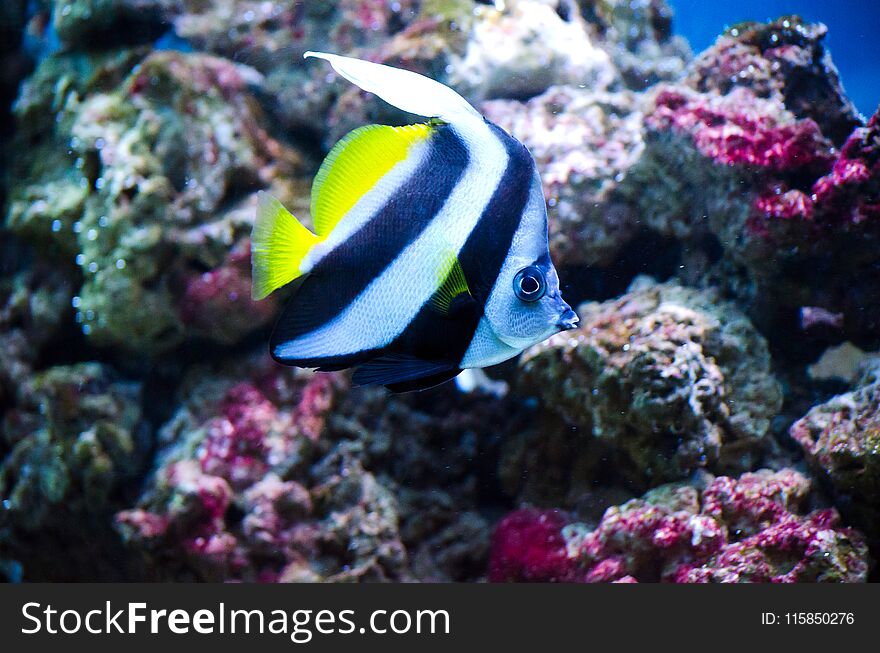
[251,52,578,392]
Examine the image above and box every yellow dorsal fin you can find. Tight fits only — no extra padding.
[311,123,432,237]
[429,249,471,316]
[251,192,320,300]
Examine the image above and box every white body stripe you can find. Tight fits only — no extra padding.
[300,139,431,272]
[274,120,508,360]
[460,317,521,369]
[463,172,561,367]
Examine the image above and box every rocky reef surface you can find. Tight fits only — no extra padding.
[1,0,877,582]
[489,469,869,583]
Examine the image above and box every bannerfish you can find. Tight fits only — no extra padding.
[251,51,578,392]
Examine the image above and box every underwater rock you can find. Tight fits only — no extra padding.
[518,279,782,487]
[325,385,517,582]
[447,0,619,103]
[577,0,691,90]
[0,362,148,580]
[6,48,146,254]
[489,469,870,583]
[51,0,169,48]
[170,0,421,67]
[744,107,880,344]
[622,16,879,348]
[6,49,308,354]
[317,0,623,147]
[244,0,685,147]
[117,355,503,582]
[686,16,860,146]
[0,263,72,413]
[624,84,834,258]
[790,361,880,544]
[166,0,426,144]
[483,86,644,267]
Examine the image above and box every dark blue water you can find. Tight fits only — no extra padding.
[670,0,879,117]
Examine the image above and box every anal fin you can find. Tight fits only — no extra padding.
[352,355,459,392]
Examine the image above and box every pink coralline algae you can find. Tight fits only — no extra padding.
[739,107,880,343]
[687,17,860,145]
[748,108,880,231]
[177,243,279,345]
[116,358,348,581]
[621,15,880,346]
[488,509,576,583]
[648,87,833,174]
[196,383,277,488]
[489,470,869,583]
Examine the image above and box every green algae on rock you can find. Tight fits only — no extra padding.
[7,49,309,354]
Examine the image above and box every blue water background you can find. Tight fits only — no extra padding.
[670,0,879,117]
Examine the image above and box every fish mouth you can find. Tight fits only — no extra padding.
[556,308,579,331]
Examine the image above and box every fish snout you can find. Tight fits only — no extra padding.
[556,307,579,331]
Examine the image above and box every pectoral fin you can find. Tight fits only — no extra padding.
[429,249,472,316]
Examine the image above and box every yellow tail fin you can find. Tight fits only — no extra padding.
[251,192,321,300]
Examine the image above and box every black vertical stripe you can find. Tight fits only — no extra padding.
[458,122,534,305]
[271,124,469,362]
[383,121,536,368]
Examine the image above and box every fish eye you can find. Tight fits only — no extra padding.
[513,266,546,302]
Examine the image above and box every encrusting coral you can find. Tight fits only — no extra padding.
[489,469,869,583]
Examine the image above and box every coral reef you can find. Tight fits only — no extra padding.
[490,469,870,583]
[1,0,878,583]
[790,361,880,543]
[517,279,782,488]
[116,356,352,581]
[116,354,509,582]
